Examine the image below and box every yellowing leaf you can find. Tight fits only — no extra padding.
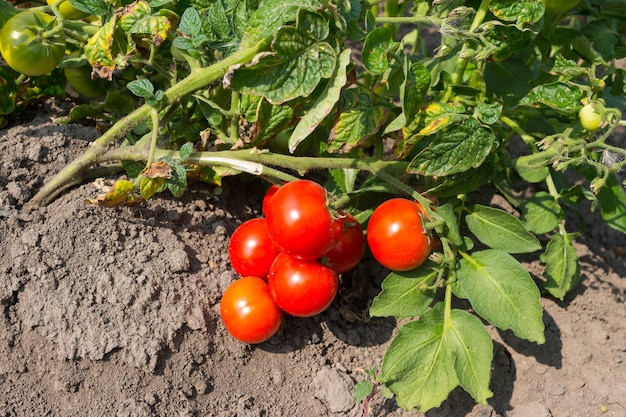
[85,179,141,207]
[85,17,116,80]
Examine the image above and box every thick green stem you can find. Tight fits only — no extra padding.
[26,38,272,208]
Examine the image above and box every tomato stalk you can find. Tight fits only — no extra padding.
[441,0,490,103]
[26,37,273,208]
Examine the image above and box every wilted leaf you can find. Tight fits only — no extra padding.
[85,17,117,79]
[85,179,141,206]
[142,161,173,178]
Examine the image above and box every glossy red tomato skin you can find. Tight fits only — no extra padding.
[268,252,339,317]
[220,276,283,344]
[367,198,431,271]
[228,218,280,279]
[264,180,343,260]
[320,213,366,274]
[0,11,66,76]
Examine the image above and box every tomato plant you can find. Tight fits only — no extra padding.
[219,276,283,344]
[0,11,66,77]
[264,180,343,260]
[320,212,366,274]
[64,65,107,98]
[268,252,339,317]
[5,0,626,413]
[228,218,280,279]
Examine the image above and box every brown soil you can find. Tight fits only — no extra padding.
[1,99,625,417]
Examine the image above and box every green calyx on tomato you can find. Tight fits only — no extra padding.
[541,0,580,15]
[0,11,66,77]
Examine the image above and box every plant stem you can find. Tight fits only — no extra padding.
[26,37,273,208]
[441,0,489,103]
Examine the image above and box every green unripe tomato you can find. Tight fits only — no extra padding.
[0,11,66,77]
[541,0,580,15]
[64,66,108,98]
[579,104,602,131]
[46,0,90,20]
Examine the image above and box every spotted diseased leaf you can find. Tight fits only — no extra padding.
[519,82,585,115]
[407,118,495,176]
[541,233,581,300]
[140,176,165,199]
[489,0,544,26]
[227,10,336,104]
[85,17,116,79]
[119,0,171,46]
[328,88,388,153]
[379,303,493,412]
[142,161,173,179]
[85,179,141,207]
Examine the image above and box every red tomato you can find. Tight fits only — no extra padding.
[220,276,283,344]
[268,252,339,317]
[262,184,280,216]
[367,198,431,271]
[228,218,280,279]
[264,180,343,260]
[320,212,366,273]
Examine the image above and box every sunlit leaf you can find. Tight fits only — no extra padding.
[466,205,542,253]
[457,250,545,344]
[85,17,117,79]
[541,233,581,300]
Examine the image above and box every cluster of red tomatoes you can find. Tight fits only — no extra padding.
[219,179,434,344]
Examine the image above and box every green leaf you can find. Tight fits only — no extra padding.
[179,142,194,161]
[466,205,542,253]
[70,0,109,15]
[228,10,336,104]
[520,82,585,115]
[241,0,323,48]
[385,59,431,134]
[127,79,155,99]
[457,250,545,344]
[520,192,564,234]
[596,172,626,234]
[328,89,388,153]
[476,102,502,125]
[353,381,374,403]
[178,7,203,37]
[329,168,358,194]
[289,48,351,152]
[362,27,397,75]
[167,163,188,198]
[435,202,463,247]
[379,303,493,412]
[207,1,230,38]
[540,233,581,300]
[369,264,437,319]
[484,59,533,105]
[407,118,495,176]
